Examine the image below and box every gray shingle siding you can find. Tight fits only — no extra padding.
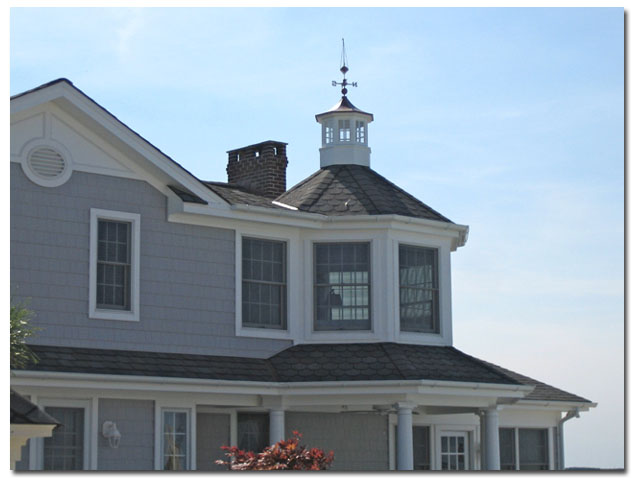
[10,164,291,358]
[285,412,389,471]
[98,399,154,470]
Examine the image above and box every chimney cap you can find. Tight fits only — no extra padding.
[226,140,288,154]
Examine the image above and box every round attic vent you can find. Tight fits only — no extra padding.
[29,147,66,178]
[21,143,73,188]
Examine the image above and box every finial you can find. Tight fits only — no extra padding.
[332,38,357,97]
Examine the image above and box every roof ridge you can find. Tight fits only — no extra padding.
[303,166,342,211]
[342,165,380,213]
[366,167,453,223]
[448,347,523,386]
[380,342,409,380]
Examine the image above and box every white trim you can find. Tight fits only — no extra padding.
[155,404,196,471]
[437,429,470,470]
[393,239,452,346]
[89,208,141,322]
[11,81,226,207]
[234,230,295,340]
[20,137,74,188]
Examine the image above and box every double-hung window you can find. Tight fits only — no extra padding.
[97,220,131,310]
[89,209,140,321]
[399,244,439,333]
[242,237,287,329]
[314,242,371,331]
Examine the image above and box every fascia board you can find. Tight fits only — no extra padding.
[509,400,597,411]
[11,81,226,207]
[179,202,469,244]
[12,370,532,400]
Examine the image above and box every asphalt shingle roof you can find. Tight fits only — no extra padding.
[11,390,60,426]
[275,165,453,222]
[17,343,589,403]
[479,360,592,404]
[202,181,287,209]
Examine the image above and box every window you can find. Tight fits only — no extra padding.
[89,209,140,321]
[440,432,468,470]
[356,121,365,143]
[162,410,190,470]
[413,426,431,470]
[518,429,549,470]
[314,242,371,331]
[339,120,351,142]
[499,428,550,470]
[237,413,269,453]
[399,245,439,333]
[324,124,334,144]
[97,220,131,310]
[242,237,287,329]
[43,407,85,470]
[499,428,516,470]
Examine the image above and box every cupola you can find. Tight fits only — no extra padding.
[315,42,374,168]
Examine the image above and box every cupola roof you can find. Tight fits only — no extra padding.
[315,95,374,122]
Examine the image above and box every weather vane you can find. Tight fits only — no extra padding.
[332,38,357,97]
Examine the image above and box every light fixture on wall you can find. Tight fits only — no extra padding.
[102,421,121,449]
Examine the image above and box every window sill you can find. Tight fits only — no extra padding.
[236,326,292,340]
[89,308,139,322]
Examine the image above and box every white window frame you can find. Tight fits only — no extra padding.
[398,243,440,335]
[303,233,385,343]
[89,208,140,322]
[312,241,372,332]
[240,236,288,330]
[235,230,293,340]
[500,427,552,471]
[34,398,92,470]
[392,237,452,346]
[155,404,196,471]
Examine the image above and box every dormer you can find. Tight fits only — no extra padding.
[315,96,373,168]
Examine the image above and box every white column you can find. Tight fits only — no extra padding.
[395,403,416,471]
[479,410,487,470]
[269,409,285,445]
[485,407,500,470]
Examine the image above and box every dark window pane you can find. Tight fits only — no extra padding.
[500,428,516,470]
[237,413,269,453]
[241,238,286,329]
[519,428,548,470]
[314,243,371,331]
[43,407,84,470]
[399,245,439,333]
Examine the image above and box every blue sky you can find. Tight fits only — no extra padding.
[9,7,624,469]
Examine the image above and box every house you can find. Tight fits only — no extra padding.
[9,73,595,471]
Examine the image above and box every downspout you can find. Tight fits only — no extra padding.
[557,409,580,470]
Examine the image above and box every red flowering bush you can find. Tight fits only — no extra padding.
[216,431,334,470]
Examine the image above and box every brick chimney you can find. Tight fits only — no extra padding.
[226,141,288,199]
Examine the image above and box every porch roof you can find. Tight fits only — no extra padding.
[19,343,590,404]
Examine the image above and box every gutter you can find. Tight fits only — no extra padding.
[11,370,532,397]
[182,202,470,248]
[557,408,580,470]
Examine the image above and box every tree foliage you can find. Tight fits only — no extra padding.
[10,302,39,369]
[216,431,334,470]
